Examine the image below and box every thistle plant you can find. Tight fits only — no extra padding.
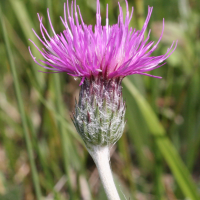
[29,0,177,199]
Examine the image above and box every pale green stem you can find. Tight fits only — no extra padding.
[89,146,120,200]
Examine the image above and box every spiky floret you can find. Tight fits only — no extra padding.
[29,0,177,85]
[71,77,125,149]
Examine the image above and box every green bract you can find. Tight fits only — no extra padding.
[72,77,126,150]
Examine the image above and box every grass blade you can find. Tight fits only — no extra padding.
[47,1,74,197]
[123,77,200,200]
[0,4,42,200]
[9,0,44,87]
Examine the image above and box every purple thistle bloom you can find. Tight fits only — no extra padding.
[29,0,177,85]
[29,0,178,150]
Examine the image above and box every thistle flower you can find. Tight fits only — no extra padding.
[29,0,177,199]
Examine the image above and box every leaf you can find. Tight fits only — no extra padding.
[122,77,200,200]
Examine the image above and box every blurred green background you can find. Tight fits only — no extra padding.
[0,0,200,199]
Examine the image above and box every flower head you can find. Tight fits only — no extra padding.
[29,0,177,85]
[29,0,177,149]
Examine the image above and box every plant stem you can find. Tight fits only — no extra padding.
[89,146,120,200]
[0,4,42,200]
[135,0,145,30]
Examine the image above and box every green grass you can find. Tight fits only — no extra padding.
[0,0,200,199]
